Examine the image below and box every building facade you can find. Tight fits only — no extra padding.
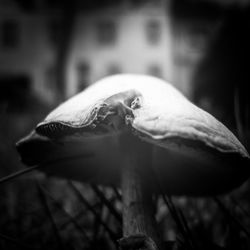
[0,0,58,106]
[0,0,221,108]
[66,3,173,97]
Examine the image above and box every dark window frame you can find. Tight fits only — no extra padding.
[106,63,121,76]
[76,61,90,91]
[147,64,163,78]
[146,19,161,45]
[1,19,21,49]
[47,18,62,46]
[96,19,116,45]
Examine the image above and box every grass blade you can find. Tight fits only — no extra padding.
[111,186,122,201]
[234,87,245,143]
[230,197,250,218]
[0,152,94,185]
[39,184,91,243]
[0,165,41,185]
[213,197,250,238]
[68,181,119,246]
[36,181,65,250]
[91,184,122,224]
[162,195,194,249]
[149,167,194,249]
[0,232,38,249]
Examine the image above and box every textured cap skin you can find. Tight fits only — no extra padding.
[16,74,250,195]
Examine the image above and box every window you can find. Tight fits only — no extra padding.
[177,23,210,54]
[45,67,56,91]
[107,64,121,76]
[2,20,20,48]
[146,19,161,45]
[0,75,31,113]
[187,24,210,52]
[147,64,162,78]
[76,61,90,91]
[96,20,116,45]
[48,19,61,45]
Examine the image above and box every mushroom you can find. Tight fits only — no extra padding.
[16,74,249,249]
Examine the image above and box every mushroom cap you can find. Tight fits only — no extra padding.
[16,74,250,195]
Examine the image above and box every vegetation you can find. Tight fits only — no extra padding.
[0,107,249,249]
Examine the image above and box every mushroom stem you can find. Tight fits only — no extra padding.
[119,133,162,250]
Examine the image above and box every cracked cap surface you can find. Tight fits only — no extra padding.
[16,74,250,195]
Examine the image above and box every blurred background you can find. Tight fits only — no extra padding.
[0,0,250,249]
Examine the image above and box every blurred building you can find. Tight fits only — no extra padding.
[171,0,223,100]
[0,0,243,107]
[0,0,172,104]
[67,2,173,97]
[0,0,57,107]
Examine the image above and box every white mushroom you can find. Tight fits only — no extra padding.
[16,74,250,249]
